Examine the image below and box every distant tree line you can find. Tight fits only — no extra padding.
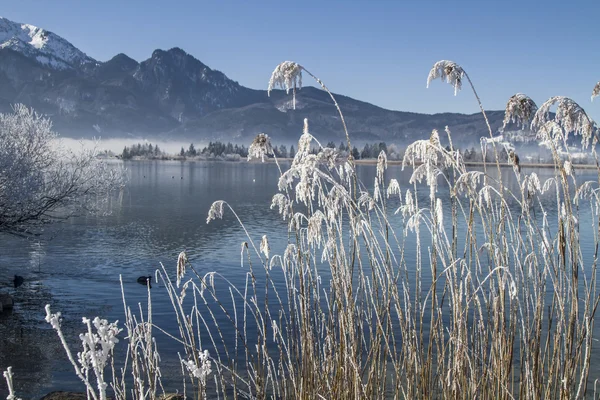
[179,142,250,158]
[178,141,299,159]
[122,139,567,164]
[121,140,407,161]
[177,141,401,160]
[121,143,163,160]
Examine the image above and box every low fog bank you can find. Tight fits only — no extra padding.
[57,137,209,156]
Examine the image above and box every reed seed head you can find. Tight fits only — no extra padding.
[268,61,303,109]
[248,133,273,162]
[206,200,225,224]
[592,81,600,101]
[531,96,597,148]
[503,93,538,130]
[427,60,465,96]
[260,235,270,259]
[376,150,387,182]
[387,179,400,199]
[177,251,187,288]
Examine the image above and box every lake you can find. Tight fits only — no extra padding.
[1,160,599,398]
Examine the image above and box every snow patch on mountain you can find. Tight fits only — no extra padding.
[0,16,96,69]
[276,98,306,112]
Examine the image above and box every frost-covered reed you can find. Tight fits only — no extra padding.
[592,81,600,101]
[6,61,600,400]
[2,367,20,400]
[427,60,465,96]
[503,93,538,129]
[531,96,597,149]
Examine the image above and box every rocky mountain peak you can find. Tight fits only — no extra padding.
[0,16,96,70]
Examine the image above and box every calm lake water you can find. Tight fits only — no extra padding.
[0,160,599,398]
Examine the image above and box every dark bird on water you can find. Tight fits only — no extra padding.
[137,276,152,288]
[13,275,24,288]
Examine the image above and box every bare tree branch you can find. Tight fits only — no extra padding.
[0,104,124,236]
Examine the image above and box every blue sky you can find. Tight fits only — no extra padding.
[3,0,600,121]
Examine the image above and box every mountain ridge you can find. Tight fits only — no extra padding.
[0,16,517,145]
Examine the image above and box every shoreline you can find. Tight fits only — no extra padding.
[112,156,598,170]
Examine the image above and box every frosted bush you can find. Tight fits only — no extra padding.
[182,350,212,386]
[45,305,121,400]
[78,317,122,397]
[0,104,124,236]
[78,317,122,371]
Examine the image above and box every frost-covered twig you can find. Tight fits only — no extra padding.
[45,305,100,400]
[3,367,22,400]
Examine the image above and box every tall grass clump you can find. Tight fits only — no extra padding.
[6,61,600,399]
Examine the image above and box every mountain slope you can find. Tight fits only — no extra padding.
[0,16,511,144]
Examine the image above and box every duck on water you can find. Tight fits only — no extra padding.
[13,275,24,288]
[137,276,152,288]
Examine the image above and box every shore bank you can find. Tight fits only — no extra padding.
[110,156,598,170]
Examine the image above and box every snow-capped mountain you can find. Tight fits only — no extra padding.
[0,16,509,143]
[0,17,96,69]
